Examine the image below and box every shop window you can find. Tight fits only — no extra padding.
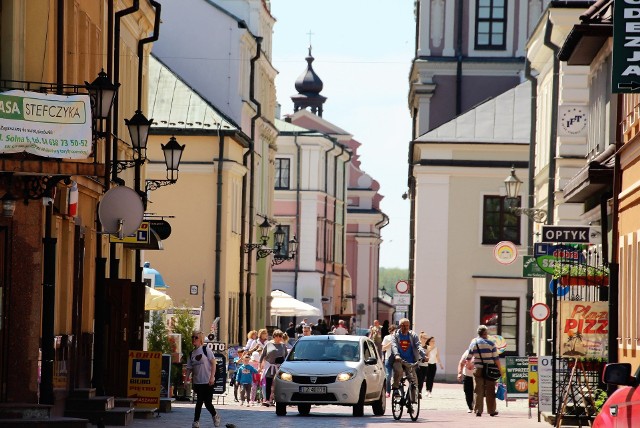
[480,297,519,356]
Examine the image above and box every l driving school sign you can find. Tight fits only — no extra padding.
[613,1,640,92]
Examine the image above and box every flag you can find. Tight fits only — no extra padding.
[68,181,78,217]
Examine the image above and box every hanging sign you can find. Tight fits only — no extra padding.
[494,241,517,264]
[613,1,640,92]
[0,90,92,158]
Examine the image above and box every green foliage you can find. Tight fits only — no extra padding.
[147,311,173,354]
[171,307,196,363]
[379,267,409,294]
[594,388,608,414]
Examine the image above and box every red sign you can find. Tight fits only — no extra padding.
[530,303,550,322]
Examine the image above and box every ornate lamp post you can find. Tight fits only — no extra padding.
[504,166,547,224]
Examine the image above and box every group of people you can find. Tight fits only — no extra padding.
[284,317,353,341]
[381,320,502,417]
[184,319,502,427]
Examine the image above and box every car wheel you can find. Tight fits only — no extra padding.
[352,383,366,417]
[275,402,287,416]
[298,404,311,416]
[372,385,386,416]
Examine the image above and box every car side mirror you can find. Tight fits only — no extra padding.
[603,363,638,387]
[364,357,377,365]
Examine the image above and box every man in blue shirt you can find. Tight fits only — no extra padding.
[390,318,426,398]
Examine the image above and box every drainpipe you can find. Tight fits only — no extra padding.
[110,0,140,279]
[407,141,416,322]
[543,14,560,409]
[215,130,227,339]
[41,0,66,405]
[455,0,464,115]
[93,0,115,397]
[524,58,537,356]
[243,36,262,337]
[132,0,160,350]
[608,95,623,372]
[374,213,390,320]
[293,133,302,303]
[333,143,345,315]
[323,140,336,304]
[341,147,352,320]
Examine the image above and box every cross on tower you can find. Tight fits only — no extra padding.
[307,30,314,49]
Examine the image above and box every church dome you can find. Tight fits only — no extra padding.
[294,48,323,95]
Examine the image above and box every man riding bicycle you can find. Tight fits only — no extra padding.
[390,318,426,398]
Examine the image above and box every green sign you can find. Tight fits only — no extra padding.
[613,1,640,92]
[505,356,529,397]
[523,255,546,278]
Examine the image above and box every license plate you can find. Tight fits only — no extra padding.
[299,386,326,393]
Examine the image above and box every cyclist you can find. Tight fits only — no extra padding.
[390,318,426,398]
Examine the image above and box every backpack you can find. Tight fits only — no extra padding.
[191,345,210,360]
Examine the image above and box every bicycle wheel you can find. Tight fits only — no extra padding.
[391,388,404,420]
[408,384,420,421]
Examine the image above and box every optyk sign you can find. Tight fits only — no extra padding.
[540,225,591,243]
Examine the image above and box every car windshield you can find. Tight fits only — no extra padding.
[288,340,361,362]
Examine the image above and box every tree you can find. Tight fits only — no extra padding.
[147,311,173,354]
[379,267,409,294]
[171,307,197,363]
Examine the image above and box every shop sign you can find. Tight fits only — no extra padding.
[558,301,608,359]
[505,356,529,398]
[541,225,591,243]
[523,255,546,278]
[0,90,92,158]
[110,221,150,244]
[613,1,640,92]
[127,350,162,409]
[528,357,538,409]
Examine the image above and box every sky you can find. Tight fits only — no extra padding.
[270,0,415,269]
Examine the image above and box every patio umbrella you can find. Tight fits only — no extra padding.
[145,286,173,310]
[270,289,321,317]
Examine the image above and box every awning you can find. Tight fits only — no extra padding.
[143,261,169,289]
[270,290,321,317]
[145,286,173,310]
[562,145,614,203]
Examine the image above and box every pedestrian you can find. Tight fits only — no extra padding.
[259,329,288,406]
[381,323,397,397]
[317,318,328,334]
[244,330,257,352]
[424,336,444,398]
[369,319,383,357]
[235,353,258,407]
[232,349,245,402]
[457,349,475,413]
[282,332,293,350]
[249,351,261,405]
[466,324,502,417]
[416,332,429,398]
[300,324,312,338]
[186,330,221,428]
[332,319,349,335]
[285,322,296,344]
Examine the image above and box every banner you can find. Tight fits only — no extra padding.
[0,90,91,158]
[127,351,162,409]
[558,301,608,358]
[505,356,529,398]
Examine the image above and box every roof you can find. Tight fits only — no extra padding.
[416,81,531,144]
[148,55,239,131]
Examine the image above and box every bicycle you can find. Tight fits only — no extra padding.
[391,362,420,421]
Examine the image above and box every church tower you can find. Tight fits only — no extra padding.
[291,47,327,116]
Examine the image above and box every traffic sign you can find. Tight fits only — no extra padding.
[393,294,411,305]
[395,280,409,294]
[530,303,550,322]
[395,305,409,312]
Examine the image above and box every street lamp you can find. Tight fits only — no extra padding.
[271,235,298,266]
[85,69,119,119]
[145,136,186,192]
[243,218,272,252]
[504,166,547,224]
[125,110,153,161]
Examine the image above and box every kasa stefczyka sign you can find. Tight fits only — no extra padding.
[613,0,640,92]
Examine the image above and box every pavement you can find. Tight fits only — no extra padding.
[113,382,553,428]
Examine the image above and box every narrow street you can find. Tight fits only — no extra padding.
[125,382,547,428]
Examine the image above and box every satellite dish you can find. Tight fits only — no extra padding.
[98,186,144,239]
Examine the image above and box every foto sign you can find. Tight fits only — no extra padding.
[541,225,590,243]
[613,1,640,92]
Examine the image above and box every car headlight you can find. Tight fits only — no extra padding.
[278,371,293,382]
[336,370,356,382]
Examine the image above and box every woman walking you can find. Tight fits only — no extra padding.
[417,332,429,398]
[259,330,288,406]
[381,324,397,397]
[425,336,444,398]
[186,330,221,428]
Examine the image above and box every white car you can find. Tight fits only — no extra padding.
[273,335,386,417]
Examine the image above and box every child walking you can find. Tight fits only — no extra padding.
[235,354,258,407]
[249,351,261,405]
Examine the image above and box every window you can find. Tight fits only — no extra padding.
[482,196,520,245]
[276,225,291,258]
[475,0,507,50]
[275,158,290,190]
[480,297,519,356]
